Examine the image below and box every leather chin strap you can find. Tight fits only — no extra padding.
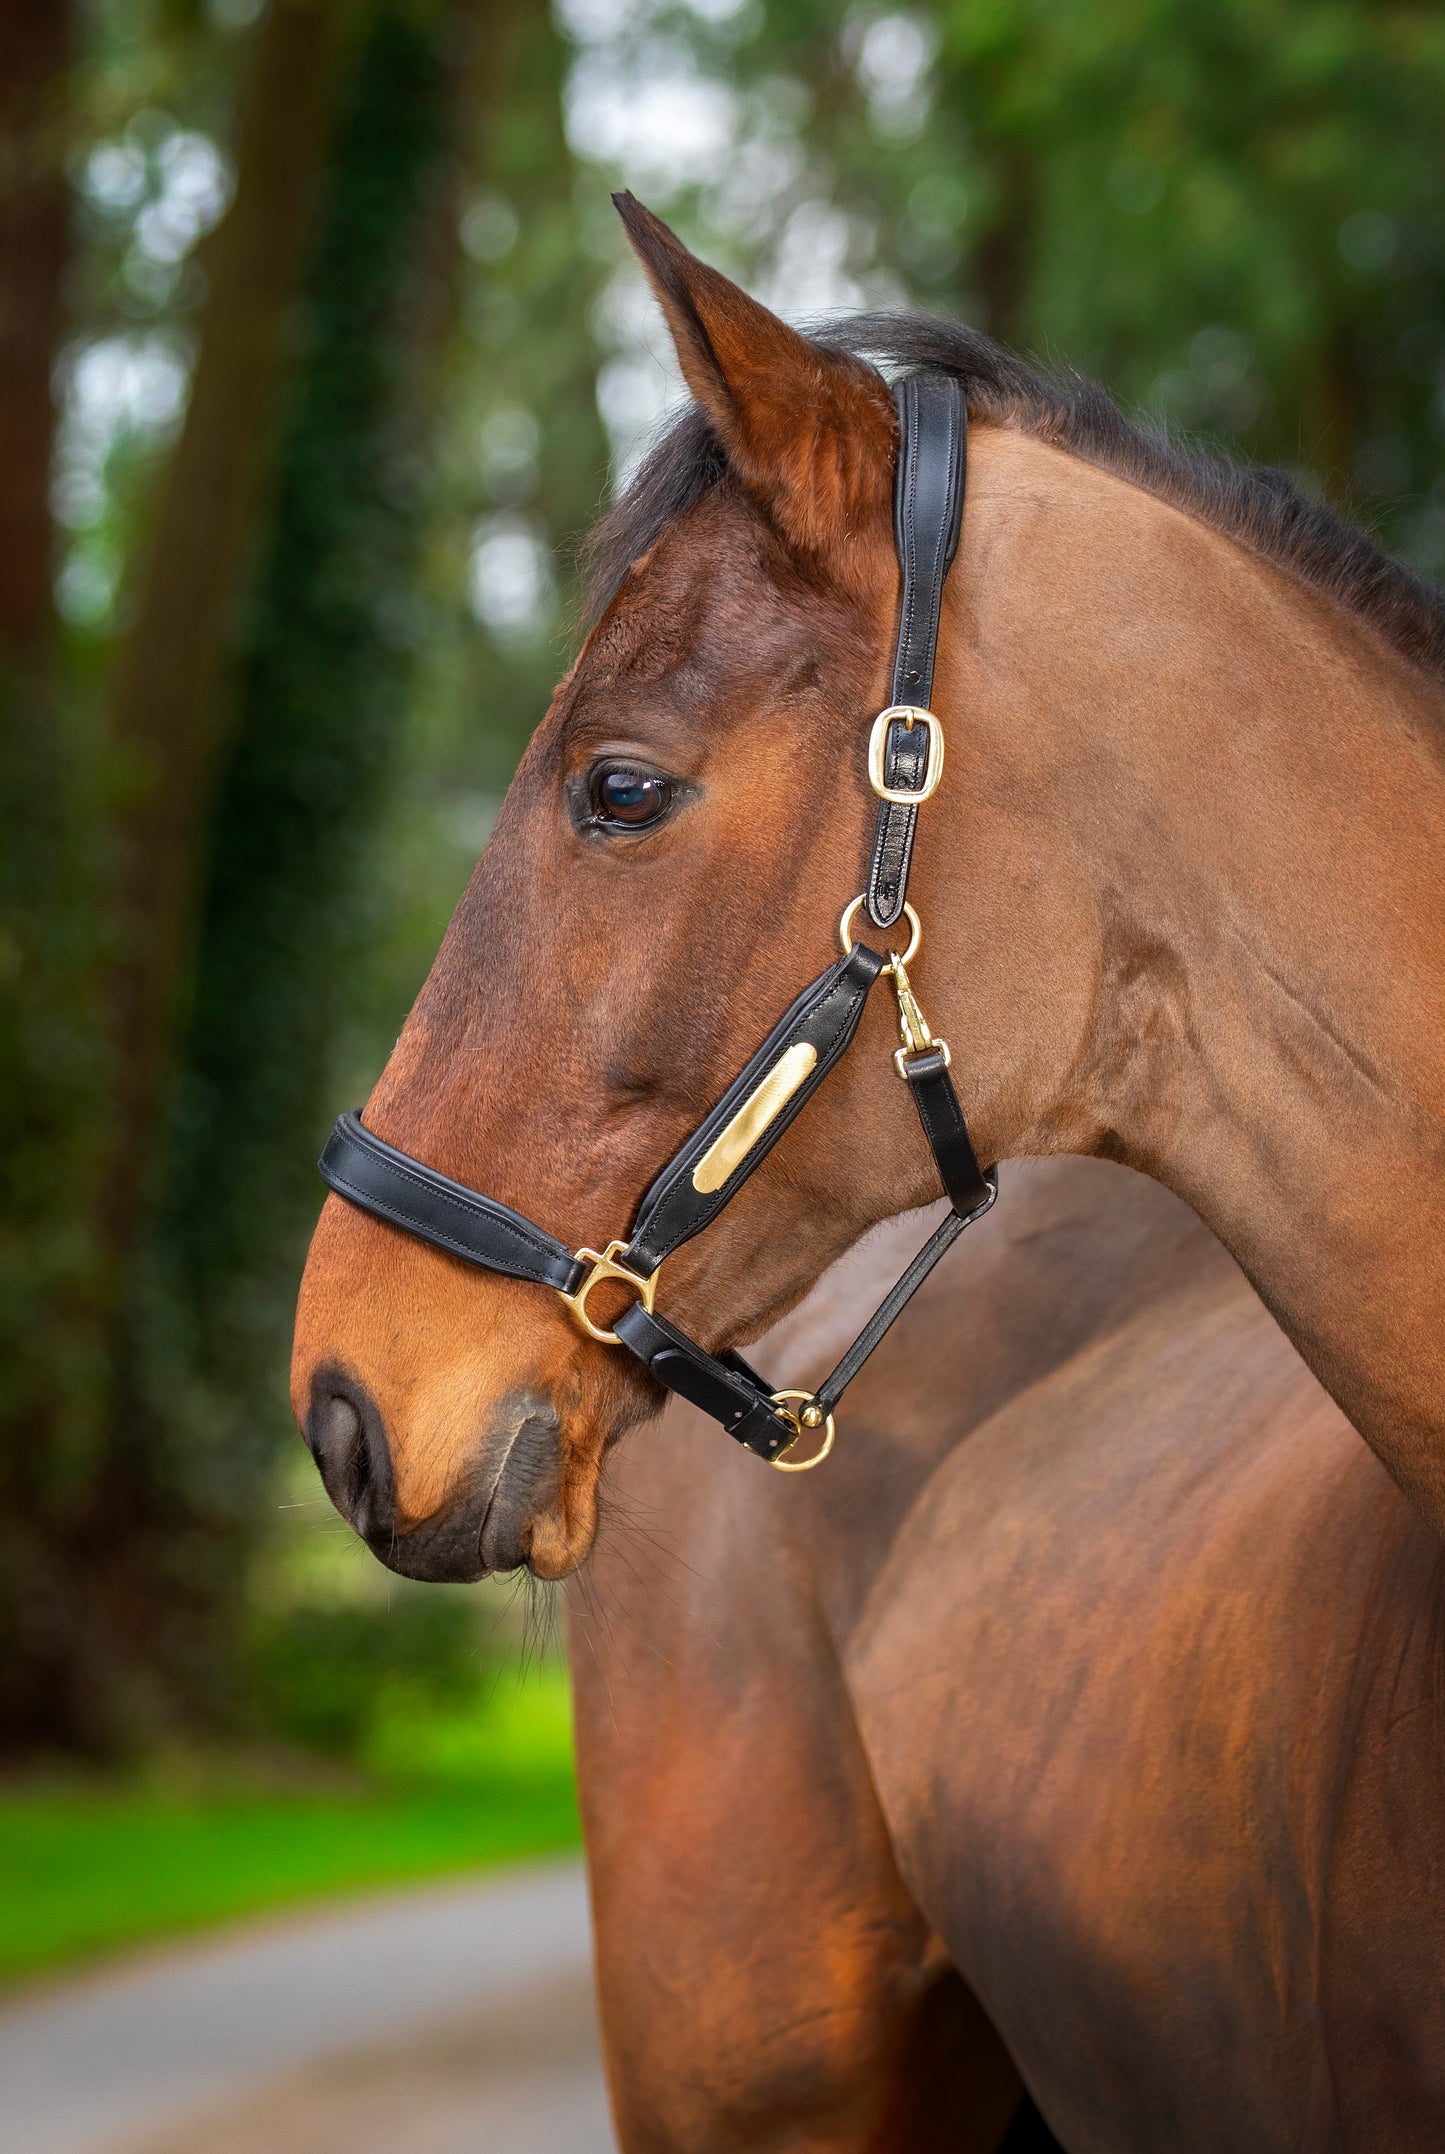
[318,369,998,1470]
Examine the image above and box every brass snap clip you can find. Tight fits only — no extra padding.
[768,1390,837,1472]
[867,706,945,805]
[887,953,951,1081]
[560,1240,656,1347]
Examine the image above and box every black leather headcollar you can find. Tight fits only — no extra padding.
[318,370,997,1470]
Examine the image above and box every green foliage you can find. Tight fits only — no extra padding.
[248,1595,486,1758]
[712,0,1445,567]
[97,7,459,1738]
[931,0,1445,558]
[363,1664,575,1789]
[0,1675,580,1986]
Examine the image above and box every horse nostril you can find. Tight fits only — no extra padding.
[311,1392,360,1453]
[305,1376,394,1542]
[308,1390,363,1488]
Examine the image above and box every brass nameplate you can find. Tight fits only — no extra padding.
[691,1042,818,1195]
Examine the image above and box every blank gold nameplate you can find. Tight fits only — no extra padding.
[691,1042,818,1194]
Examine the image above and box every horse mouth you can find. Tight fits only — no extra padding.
[304,1367,575,1583]
[472,1398,566,1577]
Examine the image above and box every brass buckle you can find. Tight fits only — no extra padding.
[888,953,951,1080]
[560,1240,656,1346]
[839,894,921,967]
[769,1390,837,1472]
[867,706,945,805]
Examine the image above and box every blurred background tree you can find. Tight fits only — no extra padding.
[0,0,608,1756]
[0,0,1441,1781]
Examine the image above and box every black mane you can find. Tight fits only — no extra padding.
[583,312,1445,683]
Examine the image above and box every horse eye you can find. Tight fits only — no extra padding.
[592,767,671,829]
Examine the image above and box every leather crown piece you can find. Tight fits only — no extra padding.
[318,369,998,1469]
[867,370,966,929]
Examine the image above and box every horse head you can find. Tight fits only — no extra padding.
[290,200,965,1579]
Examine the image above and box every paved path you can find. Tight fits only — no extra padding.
[0,1861,616,2154]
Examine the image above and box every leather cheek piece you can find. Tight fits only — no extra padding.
[622,943,887,1277]
[890,372,965,706]
[867,721,927,928]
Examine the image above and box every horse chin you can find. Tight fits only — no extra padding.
[526,1501,596,1583]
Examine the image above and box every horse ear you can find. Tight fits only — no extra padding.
[614,192,896,571]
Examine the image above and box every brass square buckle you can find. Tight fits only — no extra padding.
[560,1240,656,1346]
[867,706,945,805]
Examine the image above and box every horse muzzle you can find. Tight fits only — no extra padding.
[303,1365,565,1581]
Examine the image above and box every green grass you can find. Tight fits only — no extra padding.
[0,1668,580,1990]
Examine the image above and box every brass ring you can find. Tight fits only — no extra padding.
[838,896,921,968]
[559,1241,656,1348]
[768,1390,837,1473]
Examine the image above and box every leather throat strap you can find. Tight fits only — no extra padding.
[614,1164,997,1462]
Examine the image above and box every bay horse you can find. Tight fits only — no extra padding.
[574,1157,1444,2150]
[292,193,1444,1569]
[289,200,1445,2139]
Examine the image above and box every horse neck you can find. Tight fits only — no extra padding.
[950,428,1445,1527]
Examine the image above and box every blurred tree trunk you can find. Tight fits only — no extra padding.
[0,0,68,655]
[118,0,527,1736]
[0,0,534,1753]
[103,0,344,1288]
[970,145,1036,352]
[0,0,114,1753]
